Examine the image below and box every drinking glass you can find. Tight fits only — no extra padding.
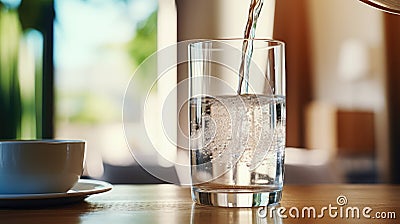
[189,39,286,207]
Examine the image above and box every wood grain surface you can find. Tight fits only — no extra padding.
[0,184,398,224]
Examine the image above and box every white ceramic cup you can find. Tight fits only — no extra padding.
[0,140,86,194]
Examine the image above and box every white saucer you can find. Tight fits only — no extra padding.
[0,179,112,208]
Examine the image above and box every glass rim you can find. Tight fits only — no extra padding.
[189,38,285,49]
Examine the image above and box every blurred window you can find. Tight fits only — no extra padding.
[54,0,158,178]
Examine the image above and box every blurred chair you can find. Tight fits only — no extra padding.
[282,101,343,184]
[303,101,377,183]
[285,147,344,184]
[99,163,179,184]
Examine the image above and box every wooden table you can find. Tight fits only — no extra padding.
[0,184,399,224]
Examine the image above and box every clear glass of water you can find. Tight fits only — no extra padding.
[189,39,286,207]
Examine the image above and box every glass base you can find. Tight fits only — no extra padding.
[191,187,282,207]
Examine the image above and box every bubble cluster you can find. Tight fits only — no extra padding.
[190,94,286,185]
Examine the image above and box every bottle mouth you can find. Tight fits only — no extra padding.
[359,0,400,15]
